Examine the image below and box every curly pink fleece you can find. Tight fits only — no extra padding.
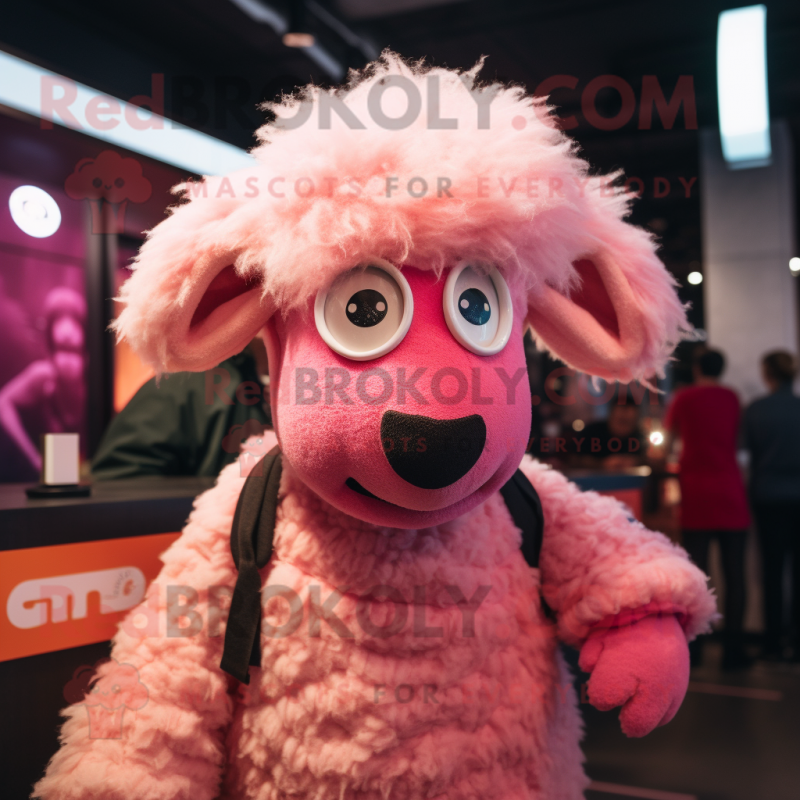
[35,451,715,800]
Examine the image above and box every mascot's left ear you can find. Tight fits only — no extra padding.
[114,173,275,374]
[527,210,688,385]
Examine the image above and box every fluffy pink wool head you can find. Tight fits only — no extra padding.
[114,52,688,525]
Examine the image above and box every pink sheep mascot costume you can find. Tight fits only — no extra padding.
[35,54,716,800]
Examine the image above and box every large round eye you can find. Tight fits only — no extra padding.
[443,263,513,355]
[314,259,413,360]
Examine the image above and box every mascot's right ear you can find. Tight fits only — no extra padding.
[525,195,688,384]
[114,174,274,374]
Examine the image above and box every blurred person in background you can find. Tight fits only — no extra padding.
[0,287,87,481]
[570,389,647,470]
[92,338,271,479]
[665,348,751,669]
[744,350,800,661]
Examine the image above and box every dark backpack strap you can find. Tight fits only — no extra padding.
[220,446,282,684]
[499,468,545,568]
[499,468,554,619]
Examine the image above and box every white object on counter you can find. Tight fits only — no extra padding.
[42,433,80,485]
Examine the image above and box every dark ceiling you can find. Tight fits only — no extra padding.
[5,1,800,140]
[3,0,800,327]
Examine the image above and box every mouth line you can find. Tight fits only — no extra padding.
[345,477,395,505]
[344,471,498,514]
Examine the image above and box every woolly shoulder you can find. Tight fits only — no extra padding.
[156,462,244,576]
[518,456,718,644]
[156,431,278,579]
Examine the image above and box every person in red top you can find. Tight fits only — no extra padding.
[665,348,751,670]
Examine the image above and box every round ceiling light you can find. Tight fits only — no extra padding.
[687,271,703,285]
[9,185,61,238]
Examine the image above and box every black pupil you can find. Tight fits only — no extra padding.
[346,289,388,327]
[458,288,491,325]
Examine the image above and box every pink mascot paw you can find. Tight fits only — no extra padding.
[578,614,690,738]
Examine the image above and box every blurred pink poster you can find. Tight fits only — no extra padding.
[0,174,87,482]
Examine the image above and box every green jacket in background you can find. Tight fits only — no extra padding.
[92,351,271,479]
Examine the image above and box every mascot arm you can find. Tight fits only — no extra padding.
[519,456,716,645]
[33,466,244,800]
[519,456,717,735]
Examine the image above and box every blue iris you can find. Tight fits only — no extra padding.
[458,288,491,326]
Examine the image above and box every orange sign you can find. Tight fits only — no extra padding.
[0,533,180,662]
[600,488,643,521]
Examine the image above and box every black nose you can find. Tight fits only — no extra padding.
[380,410,486,490]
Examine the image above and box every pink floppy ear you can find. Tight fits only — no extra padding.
[114,187,274,374]
[165,257,272,373]
[527,255,648,383]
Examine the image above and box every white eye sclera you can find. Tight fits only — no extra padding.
[314,260,414,361]
[443,263,513,355]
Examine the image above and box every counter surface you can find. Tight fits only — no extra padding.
[0,477,215,550]
[562,466,651,492]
